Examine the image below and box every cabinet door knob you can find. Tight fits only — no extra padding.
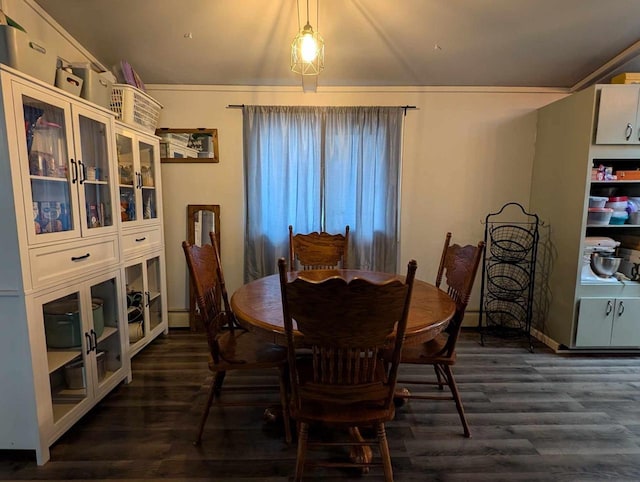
[626,123,633,141]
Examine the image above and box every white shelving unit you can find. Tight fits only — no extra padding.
[530,83,640,350]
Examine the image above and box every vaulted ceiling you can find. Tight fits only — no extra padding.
[34,0,640,91]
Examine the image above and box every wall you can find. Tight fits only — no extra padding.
[148,85,566,327]
[4,0,567,328]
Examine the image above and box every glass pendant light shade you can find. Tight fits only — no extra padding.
[291,1,324,75]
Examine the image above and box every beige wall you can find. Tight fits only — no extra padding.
[5,0,567,327]
[148,85,566,326]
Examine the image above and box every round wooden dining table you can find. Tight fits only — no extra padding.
[230,268,456,347]
[230,269,456,468]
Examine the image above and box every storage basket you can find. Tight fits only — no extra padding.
[486,262,530,300]
[489,224,535,262]
[159,132,190,146]
[110,84,162,134]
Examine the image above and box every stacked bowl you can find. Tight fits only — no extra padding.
[605,196,628,225]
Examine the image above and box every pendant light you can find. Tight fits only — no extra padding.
[291,0,324,75]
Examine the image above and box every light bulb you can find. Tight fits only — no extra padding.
[300,32,317,62]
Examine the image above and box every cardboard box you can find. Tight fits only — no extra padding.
[618,247,640,280]
[611,72,640,84]
[616,170,640,180]
[617,235,640,250]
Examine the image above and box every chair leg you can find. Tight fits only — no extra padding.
[213,370,226,396]
[278,365,292,444]
[434,364,444,390]
[194,373,220,445]
[443,364,471,438]
[294,422,309,482]
[377,423,394,482]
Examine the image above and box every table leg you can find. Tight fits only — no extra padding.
[348,426,372,473]
[394,387,411,407]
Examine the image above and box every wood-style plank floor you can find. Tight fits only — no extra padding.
[2,329,640,481]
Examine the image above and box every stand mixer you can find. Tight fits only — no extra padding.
[582,237,620,282]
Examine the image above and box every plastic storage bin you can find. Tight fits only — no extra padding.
[55,68,83,96]
[64,359,85,389]
[158,132,190,146]
[605,196,628,211]
[0,25,56,84]
[587,207,613,225]
[110,84,162,134]
[610,210,629,225]
[43,298,104,348]
[71,66,113,109]
[589,196,608,208]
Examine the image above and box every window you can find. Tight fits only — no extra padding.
[243,106,403,280]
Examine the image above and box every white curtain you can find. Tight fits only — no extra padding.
[243,105,403,281]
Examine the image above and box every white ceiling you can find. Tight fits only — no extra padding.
[34,0,640,90]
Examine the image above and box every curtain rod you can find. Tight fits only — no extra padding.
[227,104,417,115]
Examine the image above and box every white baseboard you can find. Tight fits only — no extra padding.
[168,310,190,328]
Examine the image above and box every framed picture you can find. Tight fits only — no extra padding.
[156,128,219,163]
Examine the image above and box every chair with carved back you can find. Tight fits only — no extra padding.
[396,232,483,438]
[182,237,291,445]
[288,225,350,270]
[278,258,417,481]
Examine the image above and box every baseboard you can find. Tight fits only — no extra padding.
[530,327,561,352]
[168,310,190,328]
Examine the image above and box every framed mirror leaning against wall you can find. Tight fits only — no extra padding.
[156,128,219,163]
[187,204,221,331]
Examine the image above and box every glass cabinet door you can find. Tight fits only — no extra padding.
[42,291,89,423]
[125,255,165,352]
[76,111,115,232]
[41,272,123,424]
[146,255,164,332]
[22,93,76,243]
[116,133,137,224]
[89,275,123,389]
[125,262,145,349]
[139,140,158,221]
[15,84,117,244]
[116,128,160,226]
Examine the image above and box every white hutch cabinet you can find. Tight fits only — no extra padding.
[115,122,168,357]
[530,84,640,350]
[0,65,167,464]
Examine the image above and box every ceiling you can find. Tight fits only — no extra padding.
[34,0,640,91]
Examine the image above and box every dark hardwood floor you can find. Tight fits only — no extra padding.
[2,329,640,481]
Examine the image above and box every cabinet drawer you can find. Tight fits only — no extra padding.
[122,228,162,258]
[29,237,119,288]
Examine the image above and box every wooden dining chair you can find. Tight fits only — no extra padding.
[397,232,483,438]
[182,237,292,445]
[278,257,417,482]
[288,224,350,270]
